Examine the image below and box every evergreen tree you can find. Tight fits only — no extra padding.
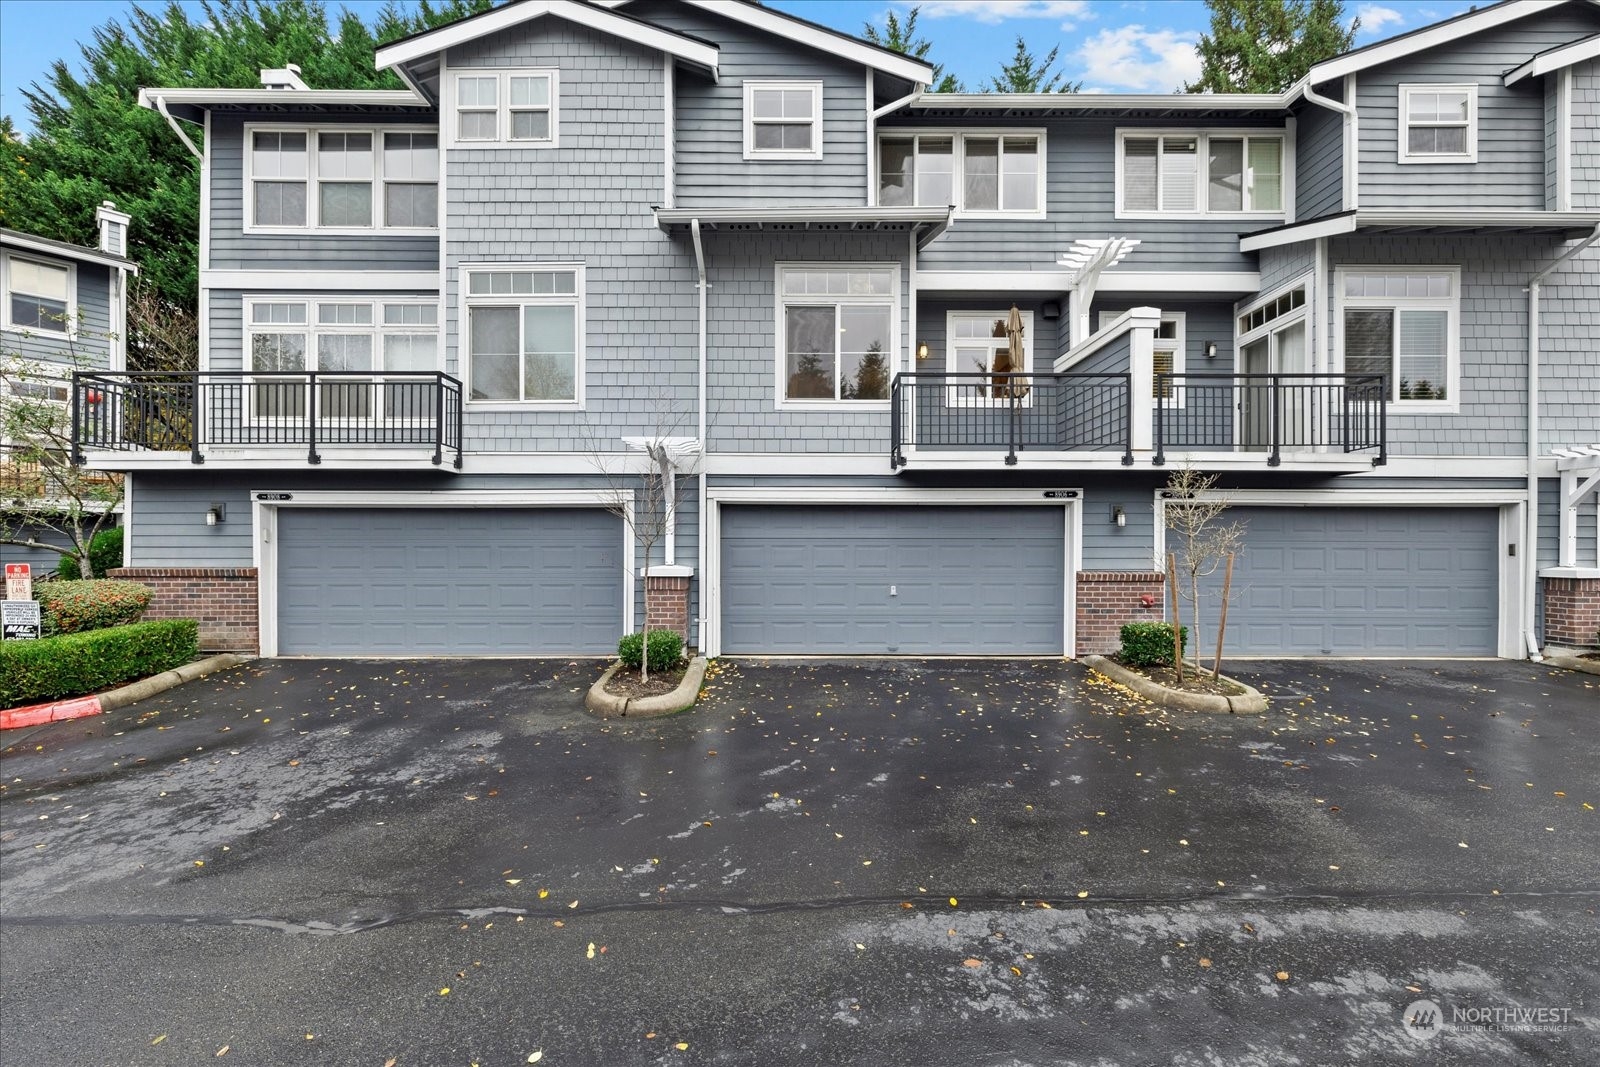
[985,36,1082,94]
[863,7,962,93]
[1186,0,1358,94]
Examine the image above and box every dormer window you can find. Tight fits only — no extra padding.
[1399,84,1477,163]
[744,81,822,161]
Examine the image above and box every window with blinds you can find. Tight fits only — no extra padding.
[1118,131,1285,216]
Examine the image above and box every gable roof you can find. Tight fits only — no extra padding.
[599,0,934,85]
[1505,31,1600,83]
[0,228,138,274]
[375,0,720,78]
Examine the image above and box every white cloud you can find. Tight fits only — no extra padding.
[1076,25,1201,93]
[1354,4,1408,34]
[914,1,1093,25]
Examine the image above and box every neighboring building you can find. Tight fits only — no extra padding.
[1,207,135,574]
[82,0,1598,657]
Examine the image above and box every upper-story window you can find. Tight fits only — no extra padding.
[777,265,897,406]
[1116,130,1284,218]
[744,80,823,161]
[878,131,1044,216]
[450,71,560,148]
[1399,84,1477,163]
[462,266,584,406]
[2,254,74,334]
[247,125,438,232]
[1337,268,1459,408]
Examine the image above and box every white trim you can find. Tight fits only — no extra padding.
[773,261,900,411]
[445,69,560,150]
[1504,32,1600,86]
[139,87,423,110]
[875,128,1048,220]
[1345,74,1360,210]
[1240,209,1600,252]
[1540,566,1600,579]
[200,110,212,272]
[201,270,440,290]
[1397,84,1478,165]
[1333,264,1462,413]
[0,251,78,338]
[743,79,823,162]
[702,485,1078,658]
[946,308,1035,375]
[1306,0,1570,83]
[663,56,675,209]
[458,261,587,409]
[1240,214,1357,252]
[667,0,927,84]
[242,122,440,234]
[864,69,875,205]
[1556,67,1573,212]
[1114,128,1290,220]
[915,270,1261,294]
[0,232,133,274]
[252,488,634,658]
[121,473,133,567]
[1101,308,1186,407]
[1150,487,1528,659]
[911,90,1290,112]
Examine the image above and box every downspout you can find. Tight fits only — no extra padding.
[1523,224,1600,661]
[153,95,203,161]
[867,84,926,205]
[691,218,708,653]
[1300,79,1357,210]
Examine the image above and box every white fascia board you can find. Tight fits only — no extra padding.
[681,0,929,84]
[912,92,1288,112]
[656,206,949,226]
[1356,209,1600,228]
[200,270,439,290]
[913,270,1260,294]
[1505,33,1600,85]
[137,86,426,109]
[1308,0,1572,83]
[0,231,139,274]
[1240,214,1359,252]
[376,0,719,75]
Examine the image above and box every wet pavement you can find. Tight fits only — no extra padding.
[1,656,1596,1065]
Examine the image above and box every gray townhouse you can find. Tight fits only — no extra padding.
[74,0,1599,659]
[2,206,136,572]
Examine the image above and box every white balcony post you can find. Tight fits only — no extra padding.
[1126,306,1161,455]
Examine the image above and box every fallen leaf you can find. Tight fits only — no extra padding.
[949,897,959,907]
[506,879,522,886]
[1406,985,1423,994]
[1076,890,1089,899]
[216,1047,229,1057]
[645,1032,657,1039]
[385,1059,397,1067]
[568,900,579,909]
[151,1035,167,1046]
[1009,966,1022,976]
[1458,842,1469,849]
[900,901,914,909]
[538,888,549,899]
[439,987,451,996]
[675,1042,689,1051]
[1199,958,1213,968]
[1275,971,1290,982]
[553,920,565,927]
[962,958,982,968]
[855,943,866,951]
[587,942,596,959]
[528,1053,544,1064]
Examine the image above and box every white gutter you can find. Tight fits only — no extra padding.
[691,218,709,653]
[867,80,925,207]
[1523,223,1600,661]
[152,95,203,161]
[1299,78,1357,211]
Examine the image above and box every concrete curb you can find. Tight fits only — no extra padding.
[1542,651,1600,677]
[1083,655,1269,714]
[585,656,708,719]
[1,654,251,729]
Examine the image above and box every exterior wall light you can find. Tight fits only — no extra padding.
[1204,341,1218,359]
[1113,505,1126,528]
[917,341,930,361]
[205,504,225,527]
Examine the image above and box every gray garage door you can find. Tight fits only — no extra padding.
[720,505,1065,655]
[276,507,623,655]
[1205,507,1499,656]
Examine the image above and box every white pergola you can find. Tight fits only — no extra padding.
[621,435,701,570]
[1553,444,1600,570]
[1058,238,1141,346]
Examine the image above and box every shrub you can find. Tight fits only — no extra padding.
[1119,622,1187,667]
[618,629,684,673]
[54,527,124,580]
[35,579,152,636]
[1,619,198,706]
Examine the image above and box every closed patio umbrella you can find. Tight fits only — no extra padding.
[1001,304,1028,398]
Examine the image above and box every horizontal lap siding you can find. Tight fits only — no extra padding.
[1356,4,1600,210]
[207,113,439,272]
[2,260,114,370]
[915,297,1064,367]
[1258,244,1315,295]
[1294,98,1344,218]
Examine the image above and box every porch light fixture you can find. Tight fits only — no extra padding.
[1204,341,1218,360]
[917,341,930,361]
[205,504,225,527]
[1113,505,1126,528]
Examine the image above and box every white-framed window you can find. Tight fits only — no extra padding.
[1,253,75,335]
[1336,267,1460,409]
[449,70,559,148]
[246,125,438,233]
[744,80,823,160]
[244,297,440,420]
[775,264,898,407]
[878,130,1045,217]
[1101,309,1186,404]
[946,310,1034,406]
[0,359,72,457]
[461,266,584,406]
[1399,84,1477,163]
[1116,130,1286,218]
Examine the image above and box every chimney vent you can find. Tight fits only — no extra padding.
[259,64,309,91]
[95,201,131,256]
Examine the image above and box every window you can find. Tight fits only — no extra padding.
[1117,131,1285,216]
[948,310,1034,404]
[0,361,71,456]
[1338,269,1458,405]
[744,81,822,160]
[1399,84,1476,163]
[450,70,559,147]
[1101,310,1186,402]
[248,125,437,231]
[3,254,74,334]
[878,131,1044,215]
[245,298,439,419]
[777,265,897,405]
[462,267,583,404]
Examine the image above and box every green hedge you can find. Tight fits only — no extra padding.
[2,619,198,706]
[1119,622,1187,667]
[54,527,125,580]
[35,579,152,636]
[618,629,684,673]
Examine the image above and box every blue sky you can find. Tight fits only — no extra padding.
[2,0,1454,133]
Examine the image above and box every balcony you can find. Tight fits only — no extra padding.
[890,371,1386,470]
[71,372,464,470]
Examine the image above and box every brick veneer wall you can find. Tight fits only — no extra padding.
[645,574,691,644]
[1076,571,1166,656]
[1543,577,1600,649]
[108,567,259,653]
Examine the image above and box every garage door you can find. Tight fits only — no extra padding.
[276,508,623,655]
[720,505,1065,655]
[1205,507,1499,656]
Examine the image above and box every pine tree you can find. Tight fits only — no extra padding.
[863,6,962,93]
[1186,0,1358,94]
[985,36,1082,94]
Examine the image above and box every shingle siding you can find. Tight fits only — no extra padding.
[1574,59,1600,209]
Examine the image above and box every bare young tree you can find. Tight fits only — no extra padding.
[126,282,199,373]
[1163,463,1247,677]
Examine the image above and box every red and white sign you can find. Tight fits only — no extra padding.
[4,563,31,602]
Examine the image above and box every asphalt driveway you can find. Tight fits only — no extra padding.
[1,657,1596,1065]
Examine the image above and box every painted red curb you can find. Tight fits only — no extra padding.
[0,695,104,730]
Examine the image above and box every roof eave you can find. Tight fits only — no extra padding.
[0,229,140,273]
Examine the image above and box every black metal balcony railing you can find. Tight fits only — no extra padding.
[1153,373,1387,467]
[891,372,1134,468]
[72,372,464,468]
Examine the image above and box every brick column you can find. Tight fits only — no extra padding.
[645,573,691,645]
[1542,576,1600,649]
[108,567,259,653]
[1075,570,1165,656]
